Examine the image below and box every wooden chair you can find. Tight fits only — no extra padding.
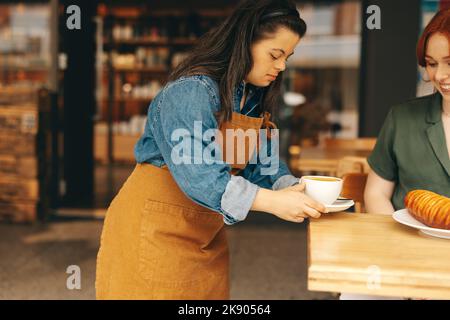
[336,156,370,178]
[341,173,368,213]
[288,145,302,175]
[324,138,377,151]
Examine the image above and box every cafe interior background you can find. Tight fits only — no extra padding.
[0,0,448,299]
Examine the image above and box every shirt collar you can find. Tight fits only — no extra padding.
[236,80,264,95]
[234,80,264,113]
[426,92,443,124]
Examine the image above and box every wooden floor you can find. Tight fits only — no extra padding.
[0,163,336,300]
[0,212,338,300]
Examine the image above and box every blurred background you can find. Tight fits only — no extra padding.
[0,0,448,299]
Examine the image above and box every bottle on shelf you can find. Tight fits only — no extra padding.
[109,47,169,70]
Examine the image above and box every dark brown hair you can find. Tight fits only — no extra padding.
[168,0,307,126]
[417,8,450,67]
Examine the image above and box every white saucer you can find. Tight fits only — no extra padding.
[393,209,450,239]
[325,199,355,212]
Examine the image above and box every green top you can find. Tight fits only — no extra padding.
[367,92,450,210]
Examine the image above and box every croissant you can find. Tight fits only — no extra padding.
[404,190,450,230]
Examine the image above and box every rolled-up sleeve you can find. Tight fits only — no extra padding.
[149,78,259,225]
[272,173,300,190]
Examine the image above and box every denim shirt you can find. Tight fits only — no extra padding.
[135,75,299,225]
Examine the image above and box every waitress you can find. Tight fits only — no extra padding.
[96,0,327,300]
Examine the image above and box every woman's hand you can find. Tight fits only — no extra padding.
[252,183,328,223]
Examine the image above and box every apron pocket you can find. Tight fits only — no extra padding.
[138,199,226,287]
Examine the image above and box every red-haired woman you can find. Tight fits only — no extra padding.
[340,9,450,300]
[365,8,450,215]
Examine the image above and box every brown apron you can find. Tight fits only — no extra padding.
[95,111,276,300]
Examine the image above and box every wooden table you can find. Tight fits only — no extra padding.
[290,147,372,175]
[308,212,450,299]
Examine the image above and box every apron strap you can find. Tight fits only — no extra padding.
[261,111,277,139]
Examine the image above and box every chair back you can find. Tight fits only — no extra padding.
[341,173,368,212]
[336,156,370,178]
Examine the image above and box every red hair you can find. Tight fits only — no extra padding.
[416,8,450,67]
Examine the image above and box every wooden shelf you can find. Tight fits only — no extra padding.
[100,97,153,103]
[0,66,48,72]
[0,88,38,95]
[101,8,233,19]
[95,5,233,164]
[108,66,168,73]
[171,38,198,45]
[104,37,197,46]
[104,38,169,46]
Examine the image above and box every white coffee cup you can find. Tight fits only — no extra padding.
[301,176,343,205]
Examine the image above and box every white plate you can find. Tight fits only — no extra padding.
[392,209,450,239]
[325,199,354,212]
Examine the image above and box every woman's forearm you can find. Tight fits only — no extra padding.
[364,192,395,215]
[251,188,276,213]
[364,169,396,215]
